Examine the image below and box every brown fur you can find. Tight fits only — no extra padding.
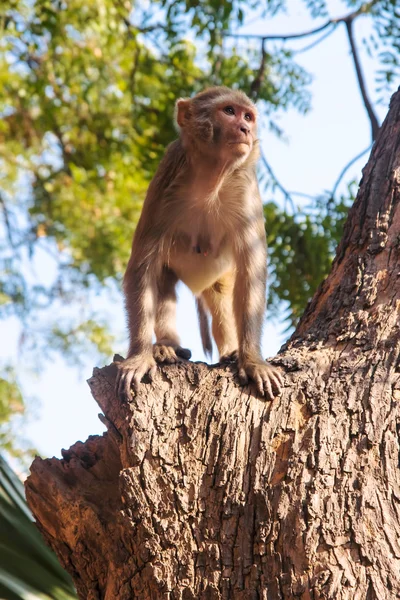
[116,87,284,399]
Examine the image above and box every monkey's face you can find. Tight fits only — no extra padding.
[211,102,257,163]
[175,89,258,166]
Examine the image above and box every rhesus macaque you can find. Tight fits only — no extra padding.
[116,86,284,399]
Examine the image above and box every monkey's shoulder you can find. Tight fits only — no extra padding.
[150,140,187,193]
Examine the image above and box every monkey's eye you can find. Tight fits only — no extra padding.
[223,106,235,115]
[244,112,253,121]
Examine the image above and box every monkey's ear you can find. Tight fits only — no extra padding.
[175,98,192,128]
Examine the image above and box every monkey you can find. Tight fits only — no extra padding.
[116,86,284,400]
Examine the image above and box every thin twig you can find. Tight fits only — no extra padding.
[250,38,267,100]
[129,44,141,113]
[293,25,337,54]
[226,19,334,42]
[0,192,15,248]
[224,0,379,43]
[287,191,318,201]
[331,146,371,198]
[260,150,295,213]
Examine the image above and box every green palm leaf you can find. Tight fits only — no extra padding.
[0,455,77,600]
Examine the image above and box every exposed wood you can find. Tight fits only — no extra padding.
[26,87,400,599]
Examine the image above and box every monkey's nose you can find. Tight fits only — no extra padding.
[240,125,250,135]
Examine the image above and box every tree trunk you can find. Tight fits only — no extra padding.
[25,87,400,600]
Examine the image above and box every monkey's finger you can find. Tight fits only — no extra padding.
[148,365,157,383]
[269,371,283,395]
[165,355,178,365]
[176,346,192,360]
[263,377,274,401]
[271,368,285,388]
[118,373,129,400]
[115,371,121,396]
[132,366,148,393]
[238,368,248,386]
[254,373,264,397]
[124,372,136,399]
[116,370,125,398]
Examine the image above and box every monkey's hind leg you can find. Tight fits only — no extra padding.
[154,266,191,364]
[201,273,238,362]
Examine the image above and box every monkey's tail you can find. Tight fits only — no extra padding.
[196,296,213,359]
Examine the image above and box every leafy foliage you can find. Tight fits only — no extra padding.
[0,454,77,599]
[0,366,35,463]
[265,184,357,326]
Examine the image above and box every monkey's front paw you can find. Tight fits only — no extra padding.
[238,358,284,400]
[153,343,191,364]
[115,354,157,400]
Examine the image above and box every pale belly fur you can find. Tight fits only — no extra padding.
[167,233,234,295]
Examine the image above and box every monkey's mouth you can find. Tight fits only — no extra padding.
[228,141,252,153]
[228,141,251,147]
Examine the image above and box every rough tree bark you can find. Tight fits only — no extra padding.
[26,88,400,600]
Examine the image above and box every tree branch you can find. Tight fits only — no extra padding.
[129,44,141,115]
[226,19,335,42]
[250,39,267,100]
[224,0,379,43]
[344,18,380,142]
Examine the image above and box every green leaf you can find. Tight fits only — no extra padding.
[0,455,77,599]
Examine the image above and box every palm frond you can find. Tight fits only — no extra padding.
[0,455,77,600]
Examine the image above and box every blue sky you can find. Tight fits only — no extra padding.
[1,0,394,460]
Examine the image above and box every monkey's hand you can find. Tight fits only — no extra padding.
[116,353,157,400]
[153,342,192,364]
[238,356,284,400]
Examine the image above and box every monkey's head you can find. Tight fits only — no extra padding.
[175,87,258,165]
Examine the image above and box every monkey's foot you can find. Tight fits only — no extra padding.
[238,358,284,400]
[220,350,239,363]
[153,343,192,364]
[115,353,157,400]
